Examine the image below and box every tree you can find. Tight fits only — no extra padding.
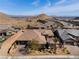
[43,34,50,49]
[30,40,40,50]
[27,24,32,29]
[53,37,58,54]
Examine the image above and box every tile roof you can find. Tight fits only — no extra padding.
[17,30,47,44]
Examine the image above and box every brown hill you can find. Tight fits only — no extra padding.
[0,12,53,28]
[0,12,18,25]
[36,14,51,20]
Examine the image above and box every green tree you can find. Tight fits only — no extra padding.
[30,40,40,50]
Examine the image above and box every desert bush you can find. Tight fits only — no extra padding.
[62,47,70,54]
[27,24,32,29]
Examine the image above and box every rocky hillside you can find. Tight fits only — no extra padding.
[0,12,21,25]
[0,12,56,29]
[0,12,28,27]
[11,13,52,21]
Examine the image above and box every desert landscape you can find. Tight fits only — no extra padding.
[0,12,79,56]
[0,1,79,59]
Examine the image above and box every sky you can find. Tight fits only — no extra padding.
[0,0,79,16]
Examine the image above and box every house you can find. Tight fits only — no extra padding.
[0,29,14,43]
[27,22,46,29]
[0,30,13,36]
[0,24,12,30]
[41,30,54,37]
[0,24,14,36]
[41,30,54,49]
[54,29,79,46]
[12,30,46,51]
[59,21,73,27]
[28,21,54,30]
[11,29,55,51]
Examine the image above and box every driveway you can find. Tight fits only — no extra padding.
[65,45,79,55]
[0,30,23,56]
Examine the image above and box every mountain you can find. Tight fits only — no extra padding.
[0,12,17,25]
[0,12,69,29]
[0,12,60,28]
[36,14,50,20]
[10,13,52,22]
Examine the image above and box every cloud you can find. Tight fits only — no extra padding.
[55,0,79,6]
[41,3,79,15]
[2,0,79,16]
[40,0,52,13]
[36,0,79,16]
[32,0,39,7]
[26,0,79,16]
[46,0,52,7]
[55,0,66,5]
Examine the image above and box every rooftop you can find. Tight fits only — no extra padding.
[17,30,46,44]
